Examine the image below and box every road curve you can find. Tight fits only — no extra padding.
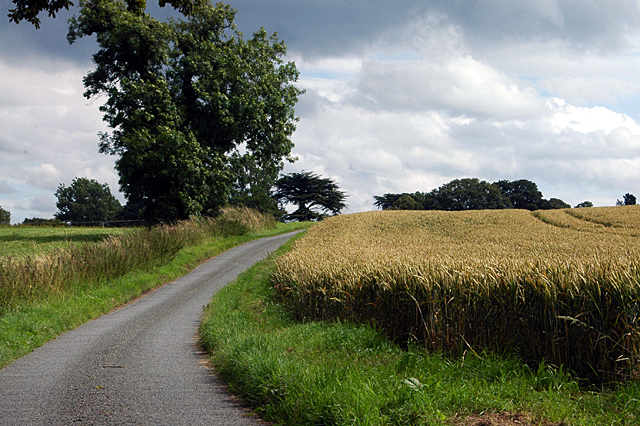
[0,231,300,425]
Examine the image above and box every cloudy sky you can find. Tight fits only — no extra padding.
[3,0,640,222]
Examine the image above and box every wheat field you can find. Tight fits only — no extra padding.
[273,207,640,383]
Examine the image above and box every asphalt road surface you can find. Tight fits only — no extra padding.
[0,231,301,425]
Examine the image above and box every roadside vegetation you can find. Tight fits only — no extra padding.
[0,207,309,368]
[199,233,640,426]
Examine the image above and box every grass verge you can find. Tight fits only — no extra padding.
[0,221,311,369]
[199,234,640,426]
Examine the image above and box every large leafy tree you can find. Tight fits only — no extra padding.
[67,0,301,222]
[493,179,543,210]
[274,171,347,222]
[8,0,204,28]
[227,152,282,214]
[432,178,512,211]
[55,177,122,223]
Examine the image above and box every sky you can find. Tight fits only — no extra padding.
[3,1,640,222]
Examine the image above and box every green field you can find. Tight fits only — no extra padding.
[0,226,136,259]
[0,210,310,369]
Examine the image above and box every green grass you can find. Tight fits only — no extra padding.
[0,225,136,258]
[0,220,312,369]
[199,235,640,426]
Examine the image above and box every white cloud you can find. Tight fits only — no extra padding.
[549,98,640,135]
[291,43,640,212]
[6,0,640,221]
[0,57,119,223]
[353,55,545,120]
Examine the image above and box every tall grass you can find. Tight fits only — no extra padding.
[0,207,275,314]
[272,209,640,385]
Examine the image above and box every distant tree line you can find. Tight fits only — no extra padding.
[39,170,347,226]
[374,178,571,211]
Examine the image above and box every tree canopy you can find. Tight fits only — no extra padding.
[493,179,543,210]
[374,178,570,212]
[68,0,301,222]
[575,201,594,208]
[390,194,421,210]
[54,177,122,223]
[431,178,512,211]
[0,206,10,225]
[8,0,204,28]
[274,171,347,222]
[624,193,637,205]
[540,198,571,209]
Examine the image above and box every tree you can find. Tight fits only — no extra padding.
[374,179,570,211]
[374,193,420,210]
[8,0,204,28]
[493,179,543,210]
[575,201,593,208]
[55,177,122,223]
[227,151,283,215]
[68,0,301,222]
[624,193,637,205]
[541,198,571,209]
[0,206,10,225]
[431,178,512,211]
[274,171,347,221]
[390,194,421,210]
[374,193,400,210]
[22,217,66,226]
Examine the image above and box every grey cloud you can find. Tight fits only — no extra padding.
[0,180,16,194]
[29,194,56,216]
[5,0,640,67]
[226,0,640,59]
[0,4,96,65]
[227,0,425,58]
[431,0,640,52]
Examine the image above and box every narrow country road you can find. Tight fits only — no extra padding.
[0,231,300,425]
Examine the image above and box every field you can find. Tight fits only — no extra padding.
[0,226,135,259]
[0,208,307,369]
[0,208,279,314]
[272,207,640,384]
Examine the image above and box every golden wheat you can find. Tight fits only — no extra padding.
[273,209,640,383]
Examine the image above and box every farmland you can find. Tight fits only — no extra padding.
[0,208,282,315]
[272,207,640,384]
[0,208,309,369]
[0,225,135,259]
